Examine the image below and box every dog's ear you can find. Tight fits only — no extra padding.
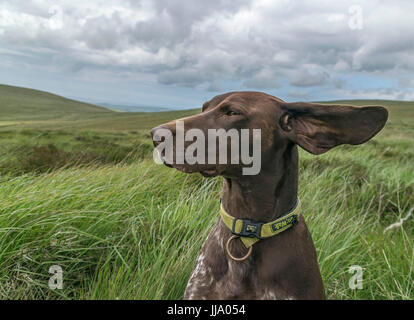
[279,102,388,155]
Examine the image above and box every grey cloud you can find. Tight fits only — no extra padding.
[158,68,207,87]
[206,80,223,92]
[399,78,414,88]
[290,70,329,87]
[288,90,312,100]
[80,13,131,50]
[332,78,347,89]
[342,86,414,101]
[0,0,414,100]
[243,69,280,89]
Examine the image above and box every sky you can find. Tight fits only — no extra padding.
[0,0,413,109]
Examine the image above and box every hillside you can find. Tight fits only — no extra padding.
[0,84,112,121]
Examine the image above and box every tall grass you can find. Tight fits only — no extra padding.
[0,136,412,299]
[0,161,220,299]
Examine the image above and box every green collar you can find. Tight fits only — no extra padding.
[220,199,301,248]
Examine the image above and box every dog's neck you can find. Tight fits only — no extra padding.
[221,143,298,222]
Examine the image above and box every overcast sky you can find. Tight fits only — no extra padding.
[0,0,413,109]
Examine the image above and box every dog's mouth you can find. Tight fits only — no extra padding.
[156,149,220,177]
[163,162,219,178]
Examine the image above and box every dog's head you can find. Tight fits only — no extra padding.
[151,91,388,178]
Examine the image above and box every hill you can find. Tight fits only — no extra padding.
[0,84,112,121]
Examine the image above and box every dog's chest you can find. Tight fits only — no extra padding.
[184,222,295,300]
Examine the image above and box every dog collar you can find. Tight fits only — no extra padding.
[220,199,301,249]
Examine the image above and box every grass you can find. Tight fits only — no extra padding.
[0,162,219,299]
[0,84,413,299]
[0,129,154,175]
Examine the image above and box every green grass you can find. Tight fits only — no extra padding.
[0,85,413,299]
[0,162,219,299]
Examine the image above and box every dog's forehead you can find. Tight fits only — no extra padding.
[203,91,284,112]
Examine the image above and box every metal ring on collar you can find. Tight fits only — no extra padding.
[225,235,253,261]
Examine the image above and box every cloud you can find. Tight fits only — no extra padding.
[0,0,413,104]
[290,69,329,87]
[343,87,414,101]
[243,69,280,89]
[288,90,311,100]
[399,78,414,88]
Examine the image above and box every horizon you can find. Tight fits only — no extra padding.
[2,82,413,113]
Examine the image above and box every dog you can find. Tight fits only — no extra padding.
[151,91,388,299]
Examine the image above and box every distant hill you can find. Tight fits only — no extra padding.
[0,84,112,121]
[315,99,414,108]
[99,103,172,113]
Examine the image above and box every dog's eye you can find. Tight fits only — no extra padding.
[226,110,241,116]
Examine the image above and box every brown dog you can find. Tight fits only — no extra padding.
[151,91,388,300]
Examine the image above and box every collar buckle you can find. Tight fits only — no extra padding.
[231,219,264,239]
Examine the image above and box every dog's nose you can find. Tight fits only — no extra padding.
[151,126,169,147]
